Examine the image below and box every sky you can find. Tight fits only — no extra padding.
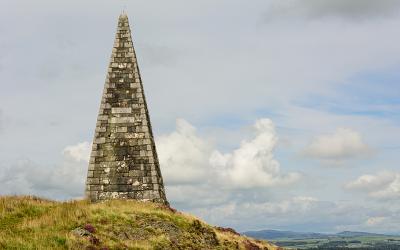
[0,0,400,234]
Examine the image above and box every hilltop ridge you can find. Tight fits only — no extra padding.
[0,196,279,250]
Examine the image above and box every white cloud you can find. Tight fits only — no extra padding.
[158,118,300,189]
[304,128,370,163]
[63,141,91,162]
[157,119,213,185]
[0,141,90,200]
[345,172,395,191]
[345,171,400,199]
[210,119,301,188]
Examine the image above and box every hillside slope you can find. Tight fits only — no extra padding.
[0,196,279,250]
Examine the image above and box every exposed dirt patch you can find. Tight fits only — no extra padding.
[216,226,241,236]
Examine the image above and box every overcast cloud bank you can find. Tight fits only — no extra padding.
[265,0,400,21]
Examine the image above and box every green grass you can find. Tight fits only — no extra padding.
[0,196,279,250]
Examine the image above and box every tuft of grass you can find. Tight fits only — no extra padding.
[0,196,279,250]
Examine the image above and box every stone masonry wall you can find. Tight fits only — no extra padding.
[85,14,168,205]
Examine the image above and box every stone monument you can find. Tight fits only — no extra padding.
[85,13,168,205]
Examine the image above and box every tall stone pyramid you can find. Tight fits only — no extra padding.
[86,13,168,205]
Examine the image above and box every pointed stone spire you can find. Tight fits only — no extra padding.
[86,13,168,205]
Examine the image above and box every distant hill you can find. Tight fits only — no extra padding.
[335,231,387,237]
[243,229,327,240]
[0,196,279,250]
[243,229,394,240]
[243,229,400,249]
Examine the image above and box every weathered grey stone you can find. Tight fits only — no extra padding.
[110,117,135,124]
[85,13,168,205]
[94,138,106,144]
[88,163,95,170]
[95,127,107,133]
[72,228,91,237]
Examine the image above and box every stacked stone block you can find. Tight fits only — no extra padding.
[86,13,168,205]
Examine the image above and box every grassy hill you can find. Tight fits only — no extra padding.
[0,196,279,250]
